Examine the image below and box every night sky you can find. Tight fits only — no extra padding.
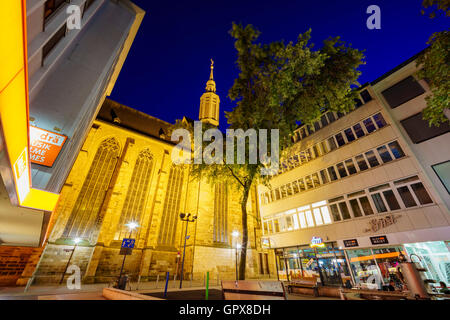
[109,0,448,130]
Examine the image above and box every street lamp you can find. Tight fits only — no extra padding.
[118,222,139,288]
[60,237,81,285]
[179,213,197,289]
[232,231,240,281]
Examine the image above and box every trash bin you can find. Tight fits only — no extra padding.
[118,275,128,290]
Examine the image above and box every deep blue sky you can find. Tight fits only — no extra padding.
[110,0,448,130]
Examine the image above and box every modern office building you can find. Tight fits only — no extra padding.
[30,64,268,284]
[257,54,450,289]
[0,0,144,286]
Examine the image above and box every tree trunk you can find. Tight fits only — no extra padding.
[238,184,251,280]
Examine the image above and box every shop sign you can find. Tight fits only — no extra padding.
[364,214,401,233]
[370,235,389,245]
[29,126,67,167]
[310,237,325,248]
[343,239,359,248]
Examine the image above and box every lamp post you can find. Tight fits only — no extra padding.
[179,213,197,289]
[118,222,139,287]
[60,237,81,285]
[232,231,240,281]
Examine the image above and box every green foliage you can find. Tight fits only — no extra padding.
[416,30,450,127]
[421,0,450,18]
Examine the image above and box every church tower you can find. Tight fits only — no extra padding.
[199,59,220,126]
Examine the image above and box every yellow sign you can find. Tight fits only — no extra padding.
[310,237,326,248]
[0,0,59,212]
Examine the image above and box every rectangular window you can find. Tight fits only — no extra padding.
[293,214,300,230]
[314,121,321,132]
[397,186,417,208]
[321,207,332,224]
[274,219,280,232]
[328,166,338,181]
[327,112,336,123]
[312,173,321,187]
[377,145,393,163]
[320,115,329,127]
[373,113,387,129]
[363,118,377,133]
[286,216,293,230]
[312,145,320,158]
[336,162,348,178]
[353,123,365,138]
[365,150,380,167]
[349,199,363,217]
[388,141,405,159]
[410,183,433,205]
[339,202,351,220]
[432,161,450,194]
[300,128,307,139]
[360,89,373,103]
[337,111,346,119]
[275,188,281,200]
[298,211,307,228]
[345,159,358,175]
[355,154,369,171]
[306,125,314,135]
[320,169,329,184]
[320,141,329,154]
[305,176,314,189]
[313,208,323,225]
[268,221,273,233]
[281,186,287,198]
[298,178,306,192]
[42,23,67,62]
[381,76,425,108]
[305,149,313,161]
[383,190,401,210]
[400,113,450,144]
[44,0,68,23]
[292,181,300,194]
[330,204,341,221]
[286,183,293,196]
[328,137,337,151]
[335,133,346,147]
[344,128,356,142]
[305,210,314,227]
[359,196,374,215]
[371,193,388,213]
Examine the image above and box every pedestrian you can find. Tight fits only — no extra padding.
[439,282,450,294]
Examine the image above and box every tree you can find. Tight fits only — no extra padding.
[416,31,450,127]
[416,0,450,127]
[172,23,364,280]
[421,0,450,18]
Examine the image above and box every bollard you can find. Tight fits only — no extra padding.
[164,272,170,298]
[205,272,209,300]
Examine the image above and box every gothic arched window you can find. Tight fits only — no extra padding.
[116,149,154,239]
[157,166,184,246]
[63,138,120,240]
[214,183,228,243]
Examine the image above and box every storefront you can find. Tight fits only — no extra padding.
[274,240,352,287]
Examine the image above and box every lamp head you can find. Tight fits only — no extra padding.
[236,244,242,250]
[74,238,81,245]
[232,231,239,238]
[126,222,139,230]
[180,213,186,219]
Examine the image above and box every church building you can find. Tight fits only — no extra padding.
[30,62,273,284]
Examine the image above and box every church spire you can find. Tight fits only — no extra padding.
[199,59,220,126]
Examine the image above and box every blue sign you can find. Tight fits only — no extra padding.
[121,238,135,249]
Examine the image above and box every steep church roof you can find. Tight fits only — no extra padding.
[97,98,174,143]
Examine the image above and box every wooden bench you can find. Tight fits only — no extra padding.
[341,288,409,300]
[286,278,319,297]
[221,280,287,300]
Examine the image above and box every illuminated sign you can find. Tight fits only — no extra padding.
[370,235,389,245]
[0,0,59,212]
[29,126,67,167]
[310,237,325,248]
[343,239,359,248]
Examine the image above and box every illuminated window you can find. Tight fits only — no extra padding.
[116,149,153,240]
[63,138,120,241]
[158,166,184,245]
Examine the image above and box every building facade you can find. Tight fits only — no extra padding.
[31,65,272,284]
[258,55,450,289]
[0,0,144,286]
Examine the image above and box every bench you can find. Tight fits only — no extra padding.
[286,278,319,297]
[221,280,287,300]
